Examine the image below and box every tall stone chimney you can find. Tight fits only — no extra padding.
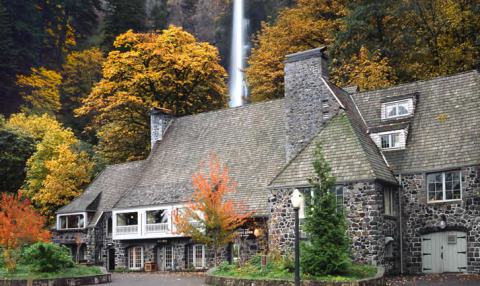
[150,107,174,147]
[284,47,341,161]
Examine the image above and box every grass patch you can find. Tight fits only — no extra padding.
[0,264,103,280]
[213,256,377,282]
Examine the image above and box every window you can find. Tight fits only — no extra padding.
[164,245,174,270]
[128,246,144,270]
[58,214,85,229]
[116,212,138,226]
[427,171,462,202]
[380,132,400,149]
[146,210,168,224]
[384,99,411,119]
[334,185,344,210]
[186,244,206,269]
[384,188,396,216]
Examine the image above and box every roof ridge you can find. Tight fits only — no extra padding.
[356,69,479,96]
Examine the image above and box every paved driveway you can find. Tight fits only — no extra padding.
[386,274,480,286]
[98,272,206,286]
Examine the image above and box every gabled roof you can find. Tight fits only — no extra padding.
[114,99,287,216]
[269,109,397,188]
[57,160,145,224]
[354,70,480,173]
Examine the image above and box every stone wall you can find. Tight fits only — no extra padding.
[400,166,480,274]
[268,181,399,271]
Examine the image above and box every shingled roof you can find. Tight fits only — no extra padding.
[114,99,286,216]
[57,160,145,225]
[354,70,480,173]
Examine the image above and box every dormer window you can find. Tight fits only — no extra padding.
[383,99,413,119]
[381,132,400,149]
[371,129,407,150]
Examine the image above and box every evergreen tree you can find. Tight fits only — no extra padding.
[102,0,147,49]
[0,1,17,115]
[301,144,350,275]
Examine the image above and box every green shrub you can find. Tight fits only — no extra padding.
[23,242,74,272]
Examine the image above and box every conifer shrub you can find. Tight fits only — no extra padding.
[23,242,74,272]
[301,144,351,276]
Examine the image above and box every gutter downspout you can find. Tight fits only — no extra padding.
[398,173,404,275]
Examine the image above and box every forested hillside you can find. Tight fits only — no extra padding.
[0,0,478,223]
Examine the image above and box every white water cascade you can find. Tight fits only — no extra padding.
[228,0,248,107]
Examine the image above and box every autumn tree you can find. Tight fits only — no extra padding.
[331,46,396,91]
[77,26,227,163]
[246,0,347,102]
[17,67,62,115]
[174,153,252,265]
[6,113,94,220]
[0,192,51,272]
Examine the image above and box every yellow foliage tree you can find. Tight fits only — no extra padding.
[6,113,94,221]
[17,67,62,115]
[76,26,227,163]
[399,0,480,80]
[331,46,396,91]
[246,0,346,102]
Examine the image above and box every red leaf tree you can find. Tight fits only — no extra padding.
[173,153,253,266]
[0,192,51,271]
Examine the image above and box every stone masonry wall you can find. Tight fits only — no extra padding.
[401,166,480,274]
[284,49,340,161]
[269,181,399,270]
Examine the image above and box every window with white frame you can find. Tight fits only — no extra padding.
[334,185,344,210]
[128,246,144,270]
[384,99,412,119]
[384,188,396,216]
[58,214,86,230]
[116,212,138,226]
[427,171,462,202]
[186,244,206,269]
[380,132,400,149]
[164,245,174,270]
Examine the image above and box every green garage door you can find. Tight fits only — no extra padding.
[421,231,467,273]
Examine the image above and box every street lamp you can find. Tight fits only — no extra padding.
[291,189,303,286]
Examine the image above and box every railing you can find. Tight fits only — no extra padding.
[116,225,138,235]
[145,223,169,233]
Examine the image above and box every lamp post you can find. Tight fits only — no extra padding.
[291,189,303,286]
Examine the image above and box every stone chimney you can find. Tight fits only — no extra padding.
[150,107,174,147]
[284,47,341,161]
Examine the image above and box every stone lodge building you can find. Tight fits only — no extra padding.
[53,47,480,275]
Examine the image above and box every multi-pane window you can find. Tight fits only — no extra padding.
[106,217,112,237]
[384,100,411,119]
[384,188,396,216]
[427,171,462,202]
[380,132,400,149]
[128,246,143,270]
[334,185,344,210]
[146,210,168,224]
[164,245,173,270]
[186,244,206,269]
[58,214,85,229]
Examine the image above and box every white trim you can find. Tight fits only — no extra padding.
[93,211,104,226]
[320,76,345,109]
[56,212,88,230]
[370,129,407,151]
[349,93,369,131]
[128,246,144,270]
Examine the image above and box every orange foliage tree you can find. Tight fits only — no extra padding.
[174,153,252,265]
[0,192,51,272]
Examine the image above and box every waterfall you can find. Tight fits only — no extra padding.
[228,0,247,107]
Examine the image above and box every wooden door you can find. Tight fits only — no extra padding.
[421,231,467,273]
